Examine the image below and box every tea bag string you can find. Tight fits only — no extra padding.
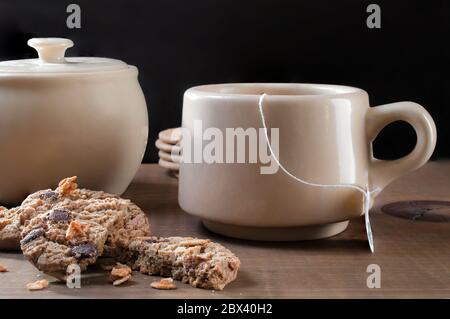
[258,93,380,252]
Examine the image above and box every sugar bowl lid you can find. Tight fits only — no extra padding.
[0,38,128,73]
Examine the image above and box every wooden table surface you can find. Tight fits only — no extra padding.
[1,162,449,299]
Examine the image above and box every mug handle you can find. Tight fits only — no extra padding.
[366,102,437,191]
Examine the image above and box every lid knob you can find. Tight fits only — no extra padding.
[27,38,74,64]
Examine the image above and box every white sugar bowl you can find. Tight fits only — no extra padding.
[0,38,148,205]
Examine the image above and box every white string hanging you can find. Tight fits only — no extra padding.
[257,93,380,252]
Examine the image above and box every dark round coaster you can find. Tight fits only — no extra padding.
[382,200,450,223]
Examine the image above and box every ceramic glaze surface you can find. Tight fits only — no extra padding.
[179,83,436,240]
[0,38,148,205]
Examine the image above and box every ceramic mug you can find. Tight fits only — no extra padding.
[179,83,437,241]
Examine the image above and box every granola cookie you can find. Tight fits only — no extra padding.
[1,177,150,252]
[21,215,109,273]
[0,180,117,250]
[18,177,150,274]
[126,236,240,290]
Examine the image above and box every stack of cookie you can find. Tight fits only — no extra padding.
[155,127,181,178]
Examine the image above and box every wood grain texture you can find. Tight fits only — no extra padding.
[1,162,449,298]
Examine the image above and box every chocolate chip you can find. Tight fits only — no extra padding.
[20,227,45,245]
[48,209,71,222]
[71,243,97,259]
[39,191,57,200]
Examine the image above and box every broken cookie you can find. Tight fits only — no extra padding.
[127,236,240,290]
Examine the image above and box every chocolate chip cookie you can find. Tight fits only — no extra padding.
[126,236,240,290]
[1,177,150,253]
[21,214,109,273]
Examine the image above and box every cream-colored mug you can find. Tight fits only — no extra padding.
[179,83,437,241]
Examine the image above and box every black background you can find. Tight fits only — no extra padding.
[0,0,447,163]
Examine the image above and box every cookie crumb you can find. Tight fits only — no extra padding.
[0,263,8,272]
[65,220,90,240]
[150,278,177,290]
[57,176,78,195]
[110,263,132,286]
[26,279,49,291]
[113,274,131,286]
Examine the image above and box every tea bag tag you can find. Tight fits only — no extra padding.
[363,191,375,253]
